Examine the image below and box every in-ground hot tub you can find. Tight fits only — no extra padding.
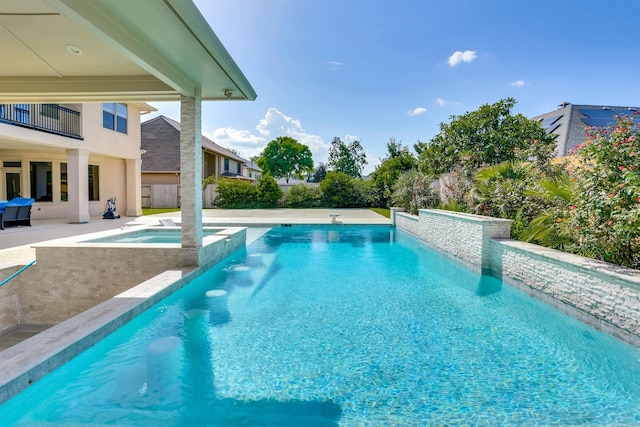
[82,226,228,244]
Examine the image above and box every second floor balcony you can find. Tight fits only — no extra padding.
[0,104,82,140]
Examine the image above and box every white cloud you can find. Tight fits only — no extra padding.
[436,98,458,107]
[510,80,527,87]
[344,134,360,143]
[256,107,303,137]
[448,50,477,67]
[209,107,329,163]
[408,107,427,116]
[326,60,344,70]
[206,128,266,159]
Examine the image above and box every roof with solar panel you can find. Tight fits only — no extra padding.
[531,102,639,157]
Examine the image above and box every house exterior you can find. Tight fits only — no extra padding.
[0,102,153,221]
[0,0,255,259]
[243,159,262,181]
[532,102,639,157]
[141,115,259,208]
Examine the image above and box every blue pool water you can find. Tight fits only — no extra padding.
[2,226,640,426]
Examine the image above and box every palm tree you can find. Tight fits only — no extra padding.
[520,172,575,250]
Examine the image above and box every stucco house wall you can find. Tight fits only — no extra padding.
[0,102,150,220]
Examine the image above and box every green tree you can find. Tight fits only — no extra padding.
[371,138,417,208]
[310,162,328,183]
[256,175,283,207]
[327,137,367,178]
[415,98,555,178]
[257,136,314,183]
[320,171,363,207]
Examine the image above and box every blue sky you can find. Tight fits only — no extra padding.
[147,0,640,174]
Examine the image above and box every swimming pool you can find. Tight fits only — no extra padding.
[1,226,639,426]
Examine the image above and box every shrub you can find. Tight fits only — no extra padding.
[320,171,360,207]
[391,170,439,215]
[570,114,640,268]
[284,184,322,208]
[520,171,577,250]
[256,175,283,207]
[213,178,258,208]
[352,179,374,207]
[466,161,554,239]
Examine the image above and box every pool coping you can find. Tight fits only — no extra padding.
[0,267,203,405]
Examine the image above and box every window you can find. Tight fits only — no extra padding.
[40,104,60,119]
[60,163,68,202]
[102,103,127,134]
[88,165,100,201]
[30,161,52,202]
[3,161,21,168]
[224,158,229,171]
[237,162,241,175]
[116,103,127,133]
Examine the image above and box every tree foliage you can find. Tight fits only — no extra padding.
[320,171,370,207]
[327,137,367,178]
[415,98,555,178]
[213,176,283,208]
[570,114,640,267]
[520,113,640,268]
[256,175,283,207]
[520,171,576,250]
[309,162,328,183]
[467,161,557,239]
[391,170,439,215]
[257,136,314,183]
[213,178,258,208]
[284,184,323,208]
[371,139,417,208]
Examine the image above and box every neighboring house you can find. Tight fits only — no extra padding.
[243,160,262,181]
[140,115,253,208]
[0,102,153,222]
[532,102,639,157]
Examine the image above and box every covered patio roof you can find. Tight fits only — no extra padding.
[1,0,256,263]
[0,0,256,103]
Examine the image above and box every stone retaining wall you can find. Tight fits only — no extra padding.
[0,268,21,336]
[395,209,640,348]
[396,209,512,273]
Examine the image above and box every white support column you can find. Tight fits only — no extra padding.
[66,148,90,223]
[180,92,203,259]
[125,158,143,217]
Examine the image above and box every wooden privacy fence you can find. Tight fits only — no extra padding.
[141,184,217,208]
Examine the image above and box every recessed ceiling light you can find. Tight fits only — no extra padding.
[66,44,82,55]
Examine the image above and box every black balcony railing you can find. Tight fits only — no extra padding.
[0,103,82,139]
